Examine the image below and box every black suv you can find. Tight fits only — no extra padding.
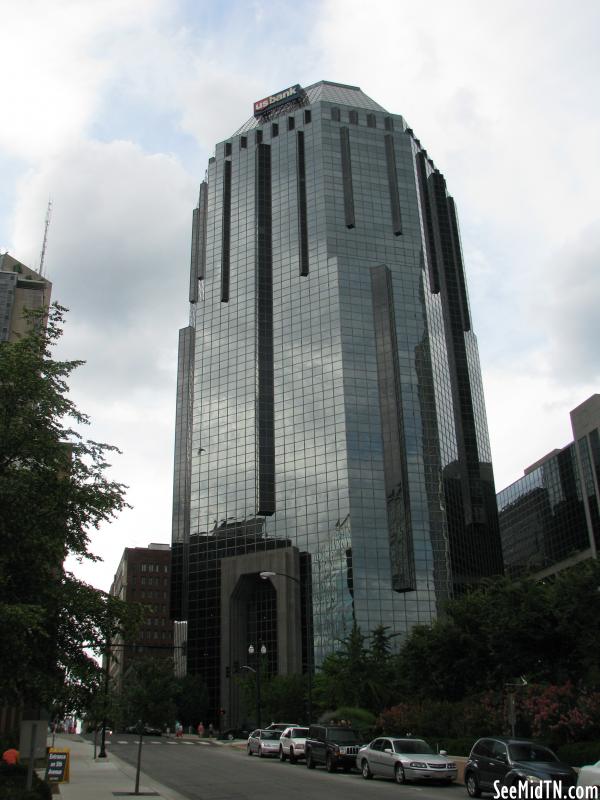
[304,724,363,772]
[464,737,576,797]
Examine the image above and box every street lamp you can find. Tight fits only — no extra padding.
[259,570,313,724]
[98,638,111,759]
[248,643,267,729]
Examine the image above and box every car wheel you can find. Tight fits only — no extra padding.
[394,764,406,784]
[247,745,252,756]
[289,748,296,764]
[306,751,316,769]
[466,772,482,798]
[279,747,286,762]
[259,745,265,758]
[227,733,234,741]
[326,753,337,773]
[361,760,373,780]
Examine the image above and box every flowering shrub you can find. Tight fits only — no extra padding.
[377,685,600,745]
[520,683,600,744]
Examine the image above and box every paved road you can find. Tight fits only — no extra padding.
[101,735,467,800]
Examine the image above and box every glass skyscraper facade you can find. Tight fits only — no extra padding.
[498,395,600,578]
[171,81,503,720]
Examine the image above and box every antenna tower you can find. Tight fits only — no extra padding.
[38,198,53,277]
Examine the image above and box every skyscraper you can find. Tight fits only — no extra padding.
[498,394,600,579]
[0,253,52,342]
[171,81,503,723]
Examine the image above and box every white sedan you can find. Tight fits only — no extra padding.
[279,726,309,763]
[578,760,600,790]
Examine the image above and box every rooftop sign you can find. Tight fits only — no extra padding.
[254,84,305,117]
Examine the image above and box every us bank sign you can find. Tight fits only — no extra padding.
[253,84,305,117]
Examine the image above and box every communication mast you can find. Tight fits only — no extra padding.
[38,198,53,277]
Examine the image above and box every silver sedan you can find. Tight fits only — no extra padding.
[356,737,457,784]
[247,729,282,758]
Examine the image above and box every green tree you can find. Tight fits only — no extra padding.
[173,674,209,727]
[314,623,395,714]
[0,304,139,711]
[394,562,600,702]
[119,658,178,729]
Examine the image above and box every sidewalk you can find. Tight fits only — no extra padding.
[50,734,190,799]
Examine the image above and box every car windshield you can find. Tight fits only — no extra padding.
[509,743,559,763]
[292,728,309,738]
[393,739,434,755]
[332,729,361,743]
[260,731,280,740]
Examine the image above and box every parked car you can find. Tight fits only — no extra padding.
[357,736,457,784]
[464,737,577,797]
[124,724,162,736]
[578,759,600,790]
[304,724,363,772]
[247,729,282,757]
[219,727,250,741]
[279,726,309,763]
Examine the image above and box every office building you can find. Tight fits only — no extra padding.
[108,544,174,691]
[498,395,600,578]
[0,253,52,342]
[171,81,503,724]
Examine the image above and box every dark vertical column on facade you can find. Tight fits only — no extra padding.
[255,144,275,516]
[428,169,502,585]
[447,196,471,332]
[171,325,195,620]
[339,127,356,229]
[384,135,403,236]
[190,181,208,302]
[296,131,309,276]
[415,151,440,293]
[221,161,232,302]
[371,264,415,592]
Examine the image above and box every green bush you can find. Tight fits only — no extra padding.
[556,741,600,768]
[319,706,376,738]
[0,763,51,800]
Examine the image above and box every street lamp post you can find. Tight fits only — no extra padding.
[98,638,111,759]
[248,644,267,729]
[260,570,312,724]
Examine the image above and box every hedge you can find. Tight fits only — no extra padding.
[0,763,51,800]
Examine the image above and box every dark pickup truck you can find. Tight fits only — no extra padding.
[304,724,363,772]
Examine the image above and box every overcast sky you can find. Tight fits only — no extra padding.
[2,0,599,593]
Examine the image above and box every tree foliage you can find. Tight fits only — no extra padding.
[0,304,140,710]
[117,659,209,730]
[314,623,396,714]
[395,561,600,701]
[119,658,178,729]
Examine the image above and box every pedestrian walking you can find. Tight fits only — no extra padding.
[197,722,205,737]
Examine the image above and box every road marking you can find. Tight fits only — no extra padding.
[197,741,211,746]
[150,741,161,744]
[117,741,128,744]
[181,741,194,745]
[167,741,176,745]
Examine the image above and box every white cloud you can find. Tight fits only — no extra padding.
[0,0,169,159]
